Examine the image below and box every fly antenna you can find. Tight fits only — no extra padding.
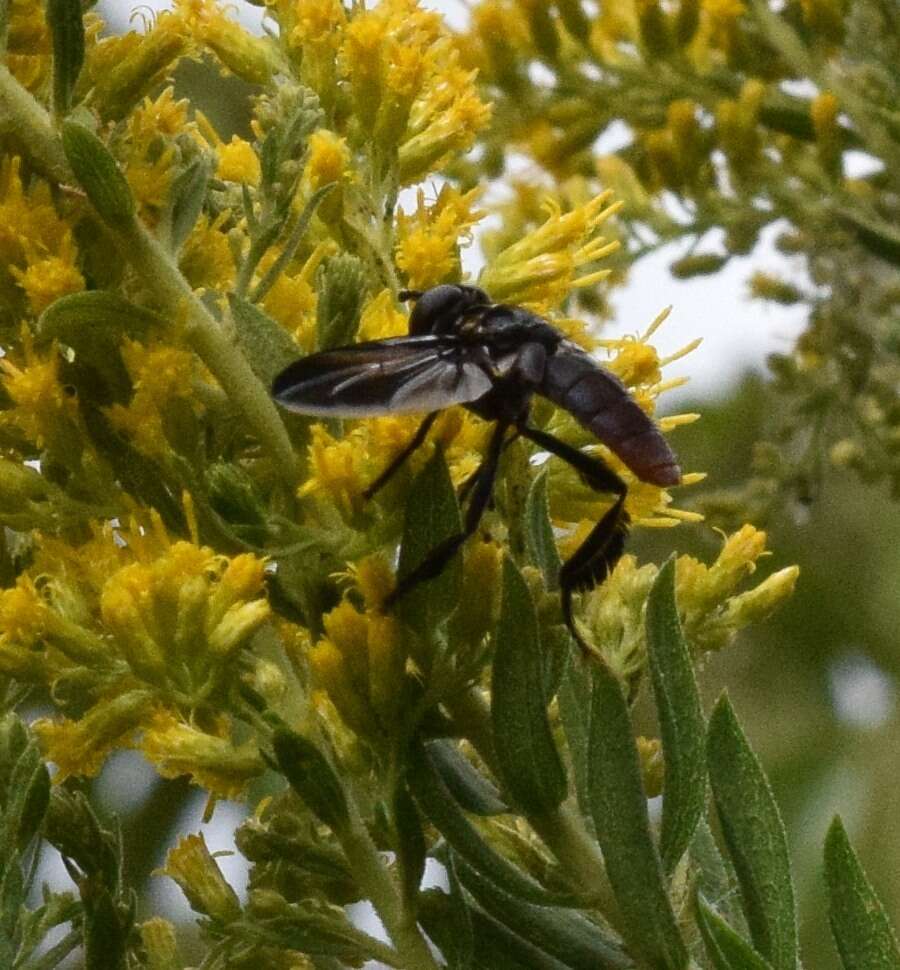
[398,289,423,301]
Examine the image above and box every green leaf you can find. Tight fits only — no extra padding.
[559,658,594,830]
[396,448,462,634]
[419,887,568,970]
[272,728,349,832]
[524,468,561,589]
[646,556,706,874]
[408,742,574,907]
[47,0,84,116]
[824,815,900,970]
[707,694,799,970]
[169,155,213,251]
[426,739,508,816]
[228,295,305,388]
[443,853,475,970]
[62,121,135,228]
[696,892,776,970]
[452,853,631,970]
[38,290,162,344]
[587,661,688,969]
[491,556,567,815]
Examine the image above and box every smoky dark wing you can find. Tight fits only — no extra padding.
[541,345,681,486]
[271,336,494,417]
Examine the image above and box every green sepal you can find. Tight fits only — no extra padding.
[62,121,136,228]
[824,815,900,970]
[587,660,688,969]
[0,713,50,850]
[47,0,85,116]
[646,556,706,874]
[396,447,461,635]
[228,294,305,388]
[168,154,213,252]
[426,739,508,816]
[451,853,631,970]
[707,694,799,970]
[491,556,567,815]
[272,728,349,833]
[407,741,576,908]
[696,892,776,970]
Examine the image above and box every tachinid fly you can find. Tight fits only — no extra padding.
[272,284,681,652]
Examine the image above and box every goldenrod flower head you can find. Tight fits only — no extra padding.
[357,289,408,341]
[399,55,492,184]
[141,709,264,798]
[638,736,664,797]
[0,335,80,448]
[159,832,242,922]
[104,339,200,459]
[87,9,191,119]
[217,136,261,185]
[300,423,371,520]
[33,689,155,782]
[5,0,52,91]
[304,129,352,191]
[291,0,348,48]
[181,0,279,84]
[313,592,407,735]
[0,158,84,311]
[140,918,180,970]
[396,185,484,290]
[178,212,236,291]
[479,191,622,311]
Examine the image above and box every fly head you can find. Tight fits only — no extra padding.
[403,284,490,337]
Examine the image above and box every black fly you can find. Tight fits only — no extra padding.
[271,284,681,653]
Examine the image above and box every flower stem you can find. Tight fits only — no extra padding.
[0,66,71,182]
[116,220,299,486]
[337,802,440,970]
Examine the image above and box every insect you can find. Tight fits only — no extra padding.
[272,284,680,652]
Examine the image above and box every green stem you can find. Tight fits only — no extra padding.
[115,220,299,486]
[0,65,71,182]
[336,803,441,970]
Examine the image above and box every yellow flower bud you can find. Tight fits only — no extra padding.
[159,833,242,923]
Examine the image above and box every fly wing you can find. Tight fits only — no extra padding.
[271,336,494,417]
[541,344,681,486]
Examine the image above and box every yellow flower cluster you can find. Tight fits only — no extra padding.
[579,525,799,681]
[0,157,84,317]
[0,510,269,794]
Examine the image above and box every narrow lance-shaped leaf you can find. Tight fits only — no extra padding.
[491,556,567,816]
[47,0,85,116]
[646,556,706,874]
[407,742,574,907]
[587,660,689,970]
[396,448,462,635]
[451,853,631,970]
[707,694,799,970]
[559,657,594,830]
[524,468,561,590]
[824,815,900,970]
[696,891,776,970]
[272,728,349,833]
[426,739,508,816]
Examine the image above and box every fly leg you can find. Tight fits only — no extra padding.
[519,424,629,655]
[363,411,439,500]
[385,421,509,608]
[456,431,520,506]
